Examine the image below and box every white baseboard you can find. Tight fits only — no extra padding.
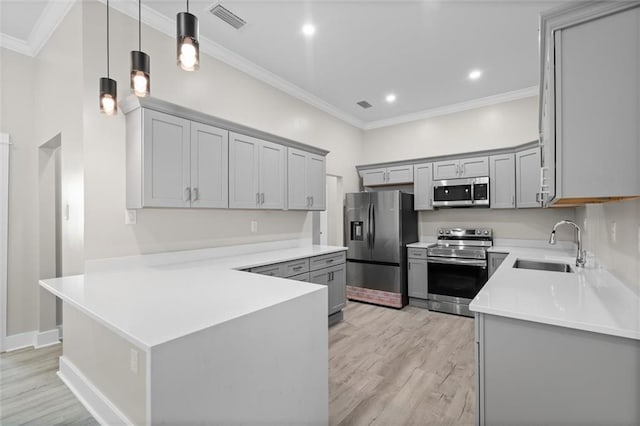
[58,356,133,426]
[35,328,61,348]
[3,331,36,351]
[3,328,61,352]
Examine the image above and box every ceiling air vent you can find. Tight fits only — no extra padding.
[210,4,246,29]
[357,100,373,109]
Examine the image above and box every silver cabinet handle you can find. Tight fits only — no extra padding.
[185,187,191,201]
[193,187,199,201]
[261,193,265,204]
[256,192,260,206]
[292,265,303,271]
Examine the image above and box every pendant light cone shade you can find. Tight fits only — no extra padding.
[100,77,118,115]
[131,50,150,97]
[177,11,199,71]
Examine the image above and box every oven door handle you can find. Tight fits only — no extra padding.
[427,257,487,267]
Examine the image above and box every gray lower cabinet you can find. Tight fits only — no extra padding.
[489,154,515,209]
[229,132,286,210]
[413,163,434,211]
[515,147,541,208]
[476,313,640,425]
[309,263,346,315]
[487,252,508,278]
[246,251,347,319]
[408,248,428,306]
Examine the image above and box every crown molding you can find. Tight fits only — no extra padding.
[0,33,32,56]
[363,86,539,130]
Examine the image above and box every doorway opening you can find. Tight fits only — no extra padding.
[38,134,63,346]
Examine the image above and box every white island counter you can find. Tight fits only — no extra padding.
[40,242,346,426]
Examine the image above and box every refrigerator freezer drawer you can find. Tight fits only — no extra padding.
[346,261,401,293]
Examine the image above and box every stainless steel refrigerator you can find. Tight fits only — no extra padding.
[344,191,418,308]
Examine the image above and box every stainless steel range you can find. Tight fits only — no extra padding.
[427,227,493,317]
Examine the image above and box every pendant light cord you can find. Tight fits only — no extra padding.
[106,0,110,77]
[138,0,141,50]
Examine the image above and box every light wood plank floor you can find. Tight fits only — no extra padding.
[330,302,475,426]
[0,344,98,425]
[0,302,474,425]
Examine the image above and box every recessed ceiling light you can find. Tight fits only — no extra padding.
[302,23,316,36]
[468,69,483,80]
[385,94,397,103]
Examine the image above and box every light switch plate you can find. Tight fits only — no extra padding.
[251,220,258,233]
[125,210,137,225]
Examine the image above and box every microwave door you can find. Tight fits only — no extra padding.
[345,192,372,261]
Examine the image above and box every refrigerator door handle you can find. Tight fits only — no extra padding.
[371,203,376,248]
[367,203,372,249]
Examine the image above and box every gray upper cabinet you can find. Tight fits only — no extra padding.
[128,108,229,209]
[434,156,489,180]
[413,162,434,210]
[190,122,229,209]
[516,147,541,208]
[287,148,326,210]
[229,132,285,210]
[361,165,414,186]
[490,154,515,209]
[540,4,640,205]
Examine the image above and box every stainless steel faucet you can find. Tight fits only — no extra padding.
[549,220,586,267]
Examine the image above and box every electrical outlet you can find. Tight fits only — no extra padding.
[251,220,258,233]
[610,221,617,244]
[130,348,139,374]
[125,209,137,225]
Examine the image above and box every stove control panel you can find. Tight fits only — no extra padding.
[436,227,492,238]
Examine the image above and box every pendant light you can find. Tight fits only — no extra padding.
[131,0,150,97]
[99,0,117,115]
[176,0,199,71]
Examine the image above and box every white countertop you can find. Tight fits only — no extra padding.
[40,244,346,350]
[470,246,640,341]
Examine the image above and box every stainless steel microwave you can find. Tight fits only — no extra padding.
[432,177,489,207]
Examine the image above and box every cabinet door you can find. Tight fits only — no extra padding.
[516,148,541,208]
[460,156,489,178]
[556,8,640,199]
[490,154,515,209]
[307,154,326,211]
[408,258,428,299]
[287,148,308,210]
[229,133,260,209]
[413,163,433,210]
[386,165,414,184]
[327,263,346,315]
[433,160,459,180]
[190,122,228,208]
[259,140,286,209]
[142,109,191,207]
[361,168,386,186]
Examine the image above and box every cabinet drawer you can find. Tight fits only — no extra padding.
[283,258,310,277]
[310,252,346,271]
[407,248,427,259]
[288,272,310,282]
[250,263,284,277]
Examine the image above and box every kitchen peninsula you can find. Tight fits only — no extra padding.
[39,242,347,425]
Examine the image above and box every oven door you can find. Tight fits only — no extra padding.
[427,257,488,300]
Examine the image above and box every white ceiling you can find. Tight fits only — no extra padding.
[0,0,566,128]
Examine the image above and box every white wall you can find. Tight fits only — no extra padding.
[0,48,39,335]
[79,1,363,260]
[362,97,539,164]
[576,200,640,295]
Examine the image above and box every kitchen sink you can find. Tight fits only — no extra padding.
[512,259,573,273]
